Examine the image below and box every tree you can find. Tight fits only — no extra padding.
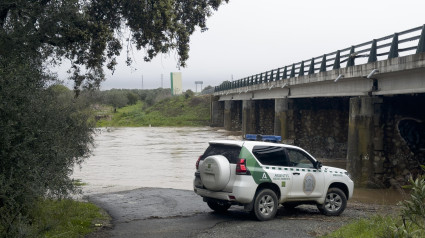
[201,85,214,94]
[184,89,195,99]
[0,62,94,235]
[104,89,129,111]
[1,0,229,92]
[127,92,139,105]
[0,0,228,235]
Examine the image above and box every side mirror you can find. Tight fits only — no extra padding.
[315,161,322,169]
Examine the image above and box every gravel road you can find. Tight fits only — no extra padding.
[86,188,397,238]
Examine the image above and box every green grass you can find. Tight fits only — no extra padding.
[324,215,395,238]
[73,179,88,187]
[96,102,145,127]
[96,95,211,127]
[324,214,425,238]
[30,199,109,237]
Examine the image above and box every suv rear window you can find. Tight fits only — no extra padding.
[201,144,241,164]
[252,146,289,166]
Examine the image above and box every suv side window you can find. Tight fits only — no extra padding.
[286,149,315,168]
[201,144,241,164]
[252,146,289,166]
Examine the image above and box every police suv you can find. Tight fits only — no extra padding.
[193,135,354,221]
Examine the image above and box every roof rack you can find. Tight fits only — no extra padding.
[245,134,282,143]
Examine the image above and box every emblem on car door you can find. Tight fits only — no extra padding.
[303,173,316,195]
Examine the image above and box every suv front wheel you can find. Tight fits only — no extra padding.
[253,189,278,221]
[317,187,347,216]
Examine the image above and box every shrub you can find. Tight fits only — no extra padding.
[385,165,425,237]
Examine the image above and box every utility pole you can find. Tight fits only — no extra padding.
[161,74,163,88]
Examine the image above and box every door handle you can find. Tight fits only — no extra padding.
[293,172,300,175]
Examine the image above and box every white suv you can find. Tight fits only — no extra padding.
[193,135,354,221]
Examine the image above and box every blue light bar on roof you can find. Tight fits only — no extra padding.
[245,134,282,142]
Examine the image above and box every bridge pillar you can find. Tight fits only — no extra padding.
[224,100,232,131]
[347,96,384,187]
[257,100,275,134]
[274,98,295,143]
[210,96,224,127]
[224,100,242,131]
[242,100,256,135]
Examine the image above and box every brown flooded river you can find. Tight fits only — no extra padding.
[73,127,241,194]
[73,127,406,204]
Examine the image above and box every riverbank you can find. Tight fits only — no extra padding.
[96,94,211,127]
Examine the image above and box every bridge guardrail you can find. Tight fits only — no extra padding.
[215,24,425,92]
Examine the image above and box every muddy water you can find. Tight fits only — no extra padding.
[73,128,407,205]
[322,160,407,205]
[72,127,241,194]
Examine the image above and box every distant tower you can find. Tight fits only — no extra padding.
[195,81,203,93]
[170,72,182,95]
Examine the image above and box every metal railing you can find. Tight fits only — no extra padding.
[214,24,425,92]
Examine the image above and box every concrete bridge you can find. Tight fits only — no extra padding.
[210,25,425,188]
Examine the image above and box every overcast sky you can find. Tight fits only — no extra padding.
[59,0,425,91]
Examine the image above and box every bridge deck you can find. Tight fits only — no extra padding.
[217,53,425,101]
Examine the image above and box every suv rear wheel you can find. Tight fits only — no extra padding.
[253,189,278,221]
[317,187,347,216]
[207,200,231,213]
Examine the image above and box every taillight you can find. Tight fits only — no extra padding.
[196,156,201,170]
[236,158,249,175]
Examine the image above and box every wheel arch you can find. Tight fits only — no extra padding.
[328,182,349,199]
[255,182,281,200]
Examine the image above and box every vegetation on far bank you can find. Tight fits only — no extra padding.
[95,89,211,127]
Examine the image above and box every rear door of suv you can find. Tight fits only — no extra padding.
[195,142,242,192]
[251,145,293,201]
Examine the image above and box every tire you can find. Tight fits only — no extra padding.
[207,200,231,213]
[199,155,231,191]
[253,189,278,221]
[317,187,347,216]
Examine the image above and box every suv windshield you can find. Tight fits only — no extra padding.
[201,144,241,164]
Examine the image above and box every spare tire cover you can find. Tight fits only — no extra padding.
[200,155,231,191]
